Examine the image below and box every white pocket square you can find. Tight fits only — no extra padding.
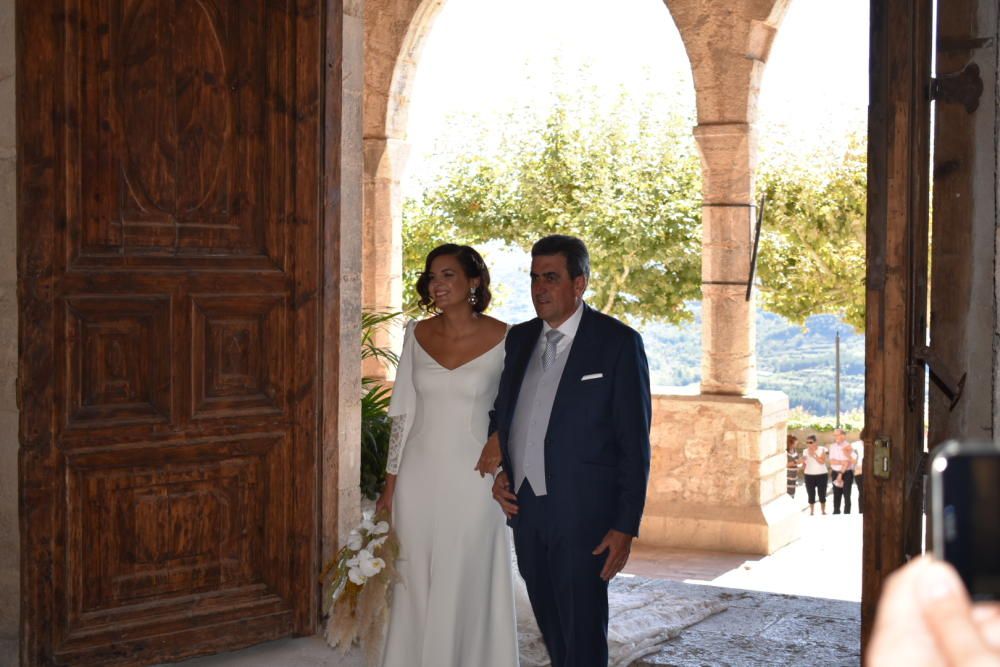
[580,373,604,381]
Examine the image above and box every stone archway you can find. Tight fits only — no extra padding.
[362,0,798,554]
[362,0,446,379]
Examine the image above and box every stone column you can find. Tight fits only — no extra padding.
[642,0,798,555]
[696,123,757,394]
[362,136,409,380]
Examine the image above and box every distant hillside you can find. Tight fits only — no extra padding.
[474,242,865,418]
[639,306,865,416]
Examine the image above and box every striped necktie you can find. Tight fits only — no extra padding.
[541,329,564,371]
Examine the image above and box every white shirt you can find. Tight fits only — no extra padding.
[803,446,828,475]
[538,300,584,359]
[829,440,853,472]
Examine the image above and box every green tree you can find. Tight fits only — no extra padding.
[403,88,868,330]
[755,134,867,331]
[403,91,704,324]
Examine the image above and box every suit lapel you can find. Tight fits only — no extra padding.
[505,318,543,431]
[548,304,597,426]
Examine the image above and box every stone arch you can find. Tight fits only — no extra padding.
[362,0,799,554]
[362,0,446,378]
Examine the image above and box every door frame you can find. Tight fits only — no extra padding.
[862,0,933,652]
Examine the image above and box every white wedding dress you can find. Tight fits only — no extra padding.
[381,322,518,667]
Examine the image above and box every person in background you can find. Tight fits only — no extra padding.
[852,438,864,514]
[801,435,829,515]
[828,428,855,514]
[786,434,801,498]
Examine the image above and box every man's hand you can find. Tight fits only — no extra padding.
[475,432,503,478]
[868,556,1000,666]
[491,471,518,518]
[593,529,633,581]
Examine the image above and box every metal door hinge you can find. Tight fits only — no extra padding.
[929,62,983,113]
[913,345,966,411]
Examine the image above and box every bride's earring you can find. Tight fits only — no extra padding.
[468,287,478,306]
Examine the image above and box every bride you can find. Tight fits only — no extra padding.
[376,244,517,667]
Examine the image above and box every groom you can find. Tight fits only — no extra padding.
[490,235,651,667]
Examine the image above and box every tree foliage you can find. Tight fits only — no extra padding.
[403,88,868,329]
[755,135,867,331]
[403,92,703,324]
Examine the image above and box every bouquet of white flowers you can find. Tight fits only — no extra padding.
[322,509,399,666]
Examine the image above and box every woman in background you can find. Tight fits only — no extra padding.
[801,435,829,515]
[786,434,801,498]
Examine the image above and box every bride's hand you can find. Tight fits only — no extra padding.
[375,474,396,518]
[475,432,502,478]
[375,491,393,518]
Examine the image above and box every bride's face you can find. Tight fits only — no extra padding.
[427,254,477,311]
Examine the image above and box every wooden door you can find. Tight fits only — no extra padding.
[17,1,331,664]
[862,0,933,652]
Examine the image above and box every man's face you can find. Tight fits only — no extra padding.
[530,253,586,328]
[835,429,846,442]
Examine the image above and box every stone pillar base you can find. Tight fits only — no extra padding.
[640,388,798,555]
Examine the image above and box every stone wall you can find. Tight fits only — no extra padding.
[0,0,16,641]
[641,388,799,555]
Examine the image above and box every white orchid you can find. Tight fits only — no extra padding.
[346,530,364,552]
[357,548,386,578]
[347,567,367,586]
[322,510,398,656]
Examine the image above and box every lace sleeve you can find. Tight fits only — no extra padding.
[385,414,407,475]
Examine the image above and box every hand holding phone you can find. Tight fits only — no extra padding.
[930,440,1000,601]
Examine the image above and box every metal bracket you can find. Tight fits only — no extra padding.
[745,193,766,301]
[930,62,984,113]
[873,437,891,479]
[913,345,967,411]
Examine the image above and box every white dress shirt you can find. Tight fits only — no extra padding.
[537,300,584,360]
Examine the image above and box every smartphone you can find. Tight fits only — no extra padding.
[929,440,1000,601]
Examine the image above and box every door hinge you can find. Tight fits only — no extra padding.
[913,345,966,411]
[929,62,983,113]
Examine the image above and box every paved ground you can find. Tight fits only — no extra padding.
[1,484,864,666]
[628,485,863,602]
[637,585,860,667]
[155,485,863,666]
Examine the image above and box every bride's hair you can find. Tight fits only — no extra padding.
[416,244,492,313]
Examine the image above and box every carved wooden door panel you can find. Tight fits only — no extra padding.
[17,1,327,664]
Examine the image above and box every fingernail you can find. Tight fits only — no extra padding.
[917,562,963,602]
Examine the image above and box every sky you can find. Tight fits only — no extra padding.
[402,0,870,195]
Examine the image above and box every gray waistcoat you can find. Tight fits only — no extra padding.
[509,340,571,496]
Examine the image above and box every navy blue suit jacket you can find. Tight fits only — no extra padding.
[489,304,652,543]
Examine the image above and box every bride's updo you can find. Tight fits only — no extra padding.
[416,244,492,314]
